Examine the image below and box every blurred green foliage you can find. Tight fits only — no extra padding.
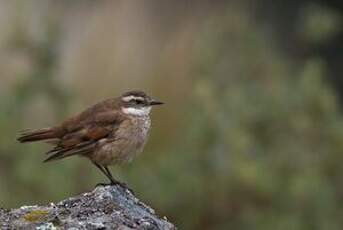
[1,1,343,230]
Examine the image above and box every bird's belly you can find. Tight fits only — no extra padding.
[92,118,150,165]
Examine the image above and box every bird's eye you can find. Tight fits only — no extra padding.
[135,99,144,104]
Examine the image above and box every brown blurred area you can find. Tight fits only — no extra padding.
[1,0,343,229]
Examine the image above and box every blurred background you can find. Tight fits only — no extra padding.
[1,0,343,229]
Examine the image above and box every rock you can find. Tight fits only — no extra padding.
[0,185,176,230]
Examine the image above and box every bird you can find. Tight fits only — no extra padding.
[17,90,163,189]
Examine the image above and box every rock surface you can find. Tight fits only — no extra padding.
[0,185,176,230]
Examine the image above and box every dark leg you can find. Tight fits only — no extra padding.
[92,162,116,186]
[104,166,118,184]
[92,162,133,193]
[104,166,134,194]
[92,162,110,181]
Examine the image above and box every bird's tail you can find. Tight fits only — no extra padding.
[17,127,59,143]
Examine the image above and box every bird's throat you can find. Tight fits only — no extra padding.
[122,107,151,116]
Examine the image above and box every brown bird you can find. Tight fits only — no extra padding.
[17,90,163,188]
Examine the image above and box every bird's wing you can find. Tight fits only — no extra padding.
[44,111,124,162]
[60,98,118,133]
[17,98,118,143]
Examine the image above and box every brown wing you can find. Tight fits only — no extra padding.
[17,98,118,143]
[43,110,124,162]
[60,98,118,133]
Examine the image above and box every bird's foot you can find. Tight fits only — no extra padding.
[114,181,135,195]
[95,181,134,194]
[95,182,112,187]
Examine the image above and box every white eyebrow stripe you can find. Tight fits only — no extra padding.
[122,96,144,102]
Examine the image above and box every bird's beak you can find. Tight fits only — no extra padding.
[149,99,164,106]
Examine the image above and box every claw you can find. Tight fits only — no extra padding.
[94,181,134,194]
[115,181,135,195]
[95,182,111,187]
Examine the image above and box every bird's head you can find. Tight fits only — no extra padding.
[120,90,164,116]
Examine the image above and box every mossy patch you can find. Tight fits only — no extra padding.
[23,210,50,222]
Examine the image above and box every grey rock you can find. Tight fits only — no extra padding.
[0,185,176,230]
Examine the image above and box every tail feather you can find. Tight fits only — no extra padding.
[17,127,58,143]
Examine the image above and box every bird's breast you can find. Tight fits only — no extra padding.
[93,116,151,165]
[123,116,151,144]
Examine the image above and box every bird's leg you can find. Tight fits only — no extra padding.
[103,166,120,184]
[92,162,133,193]
[92,162,114,187]
[104,166,134,194]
